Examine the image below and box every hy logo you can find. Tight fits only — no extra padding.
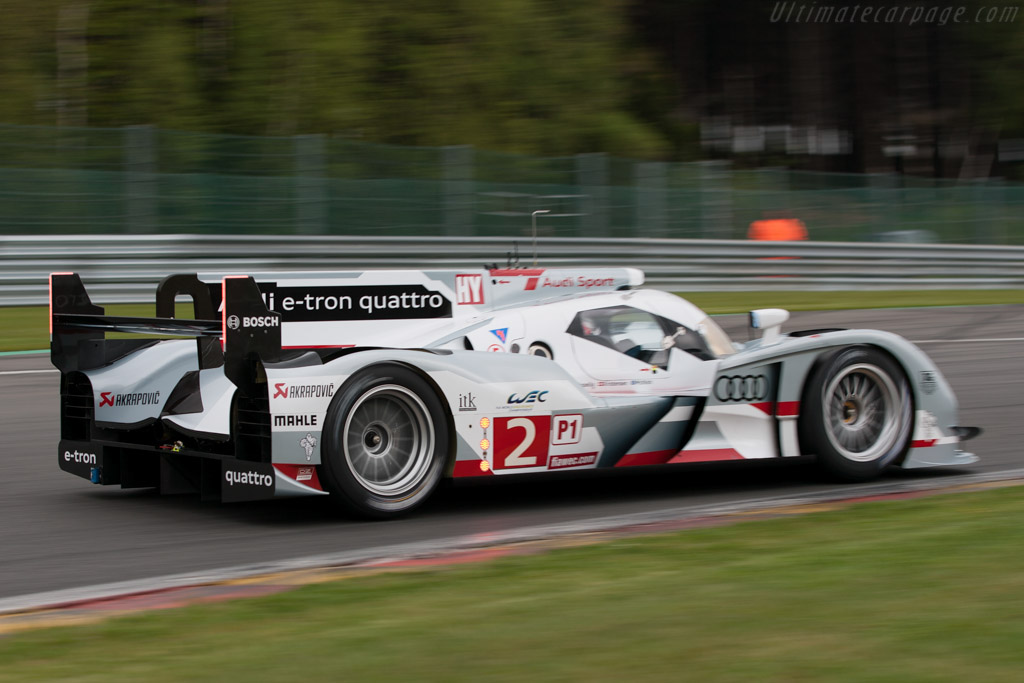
[455,274,484,305]
[490,328,508,344]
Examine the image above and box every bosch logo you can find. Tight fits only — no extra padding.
[714,375,769,402]
[227,315,241,330]
[236,315,279,328]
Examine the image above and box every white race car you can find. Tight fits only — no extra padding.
[50,266,978,517]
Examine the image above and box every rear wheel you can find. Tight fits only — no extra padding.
[800,346,912,481]
[320,364,448,518]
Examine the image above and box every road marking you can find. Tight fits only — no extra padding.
[0,370,59,376]
[911,337,1024,344]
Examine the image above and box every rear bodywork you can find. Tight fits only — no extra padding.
[50,267,977,504]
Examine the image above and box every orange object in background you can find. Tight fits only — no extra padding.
[748,217,807,269]
[747,218,808,242]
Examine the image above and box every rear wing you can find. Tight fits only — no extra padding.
[50,273,281,392]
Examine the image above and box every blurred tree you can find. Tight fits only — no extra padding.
[87,0,205,129]
[0,0,669,156]
[0,1,59,124]
[4,0,1023,172]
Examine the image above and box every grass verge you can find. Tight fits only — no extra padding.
[2,486,1023,681]
[1,303,192,353]
[3,290,1022,352]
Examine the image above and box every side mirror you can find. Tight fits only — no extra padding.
[749,308,789,345]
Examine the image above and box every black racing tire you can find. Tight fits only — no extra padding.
[799,346,913,482]
[320,364,449,518]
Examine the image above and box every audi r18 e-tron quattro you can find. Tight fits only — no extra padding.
[49,266,978,517]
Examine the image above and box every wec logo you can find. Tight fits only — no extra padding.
[508,390,548,404]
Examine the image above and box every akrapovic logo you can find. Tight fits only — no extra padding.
[98,391,161,408]
[64,449,96,464]
[224,469,273,487]
[272,383,335,399]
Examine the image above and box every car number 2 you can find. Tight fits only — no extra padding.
[493,416,551,469]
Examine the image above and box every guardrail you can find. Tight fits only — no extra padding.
[3,235,1023,306]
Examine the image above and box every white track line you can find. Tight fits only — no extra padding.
[0,369,58,376]
[911,337,1024,344]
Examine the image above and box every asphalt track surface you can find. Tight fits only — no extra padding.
[1,305,1020,601]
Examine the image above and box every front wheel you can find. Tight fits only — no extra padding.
[320,364,449,518]
[799,346,912,481]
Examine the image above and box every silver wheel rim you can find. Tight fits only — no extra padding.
[823,363,902,462]
[343,384,434,497]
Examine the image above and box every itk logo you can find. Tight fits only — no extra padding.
[455,274,484,305]
[459,393,477,412]
[490,328,508,344]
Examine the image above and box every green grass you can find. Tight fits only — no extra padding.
[2,486,1024,681]
[1,303,197,353]
[6,290,1022,352]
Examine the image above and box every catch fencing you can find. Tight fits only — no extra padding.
[3,235,1022,306]
[1,124,1022,245]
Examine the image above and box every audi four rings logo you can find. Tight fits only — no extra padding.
[714,374,769,402]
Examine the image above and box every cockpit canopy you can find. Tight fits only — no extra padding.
[567,305,718,368]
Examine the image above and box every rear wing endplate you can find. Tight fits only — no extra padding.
[50,273,282,389]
